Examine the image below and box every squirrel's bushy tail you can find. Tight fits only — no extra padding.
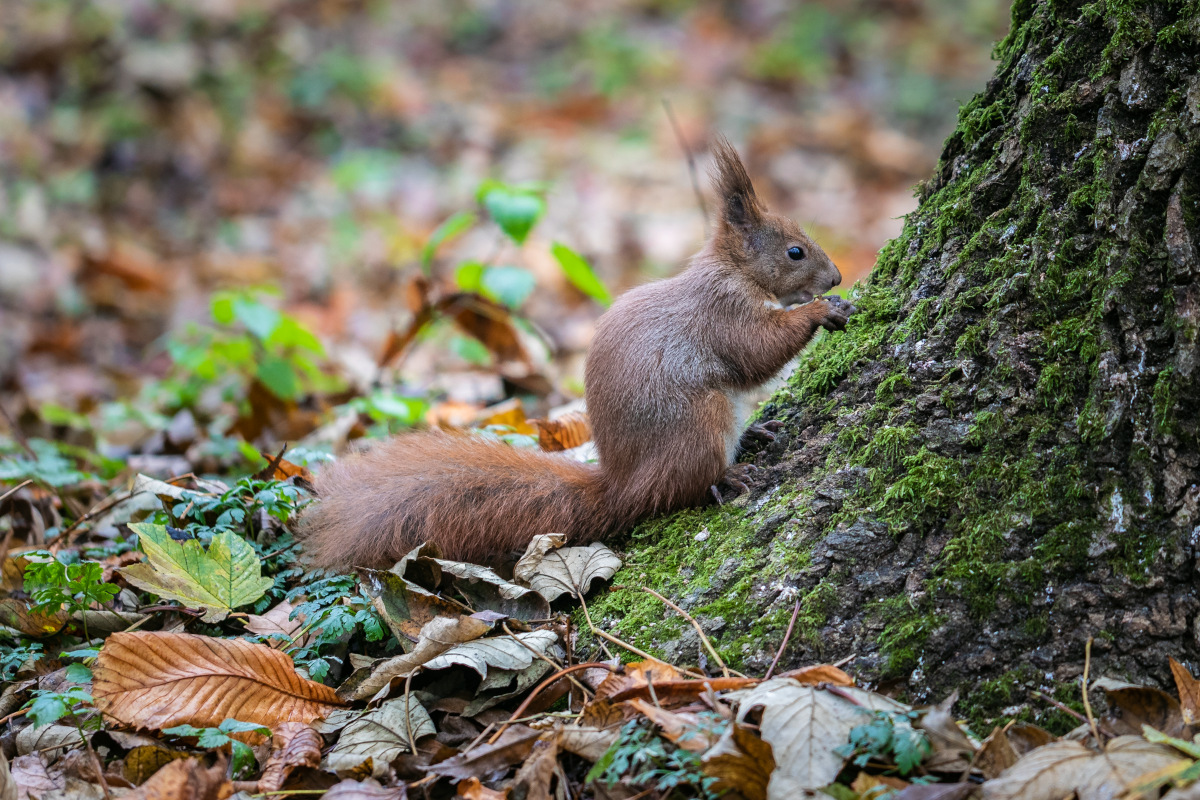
[296,431,614,571]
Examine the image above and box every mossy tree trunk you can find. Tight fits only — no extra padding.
[590,0,1200,730]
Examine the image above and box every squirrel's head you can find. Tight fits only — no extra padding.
[707,136,841,303]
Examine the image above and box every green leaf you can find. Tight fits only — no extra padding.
[422,211,476,270]
[256,354,300,400]
[267,317,325,355]
[64,663,92,683]
[455,260,485,293]
[219,719,272,737]
[119,523,274,622]
[480,183,545,244]
[551,242,612,306]
[26,694,68,727]
[233,298,282,341]
[481,266,536,308]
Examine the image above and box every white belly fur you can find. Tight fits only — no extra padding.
[724,390,757,465]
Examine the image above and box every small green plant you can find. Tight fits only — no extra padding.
[0,438,104,488]
[24,685,95,728]
[0,640,44,681]
[163,719,271,778]
[835,709,932,775]
[24,555,119,642]
[154,477,308,544]
[284,574,385,682]
[588,719,724,799]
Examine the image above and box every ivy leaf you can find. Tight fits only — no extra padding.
[481,265,536,308]
[479,182,545,244]
[119,523,274,622]
[551,242,612,306]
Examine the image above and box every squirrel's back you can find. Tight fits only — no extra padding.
[298,431,615,569]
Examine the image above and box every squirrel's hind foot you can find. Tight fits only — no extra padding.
[710,463,759,505]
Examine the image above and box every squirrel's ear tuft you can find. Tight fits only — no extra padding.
[709,135,762,232]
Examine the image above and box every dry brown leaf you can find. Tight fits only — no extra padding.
[701,723,775,800]
[775,664,855,686]
[513,541,620,603]
[981,736,1184,800]
[625,698,715,752]
[1005,724,1056,756]
[336,615,493,701]
[254,451,315,484]
[1101,685,1189,738]
[259,723,323,793]
[124,756,231,800]
[852,771,909,796]
[11,754,57,800]
[529,411,592,451]
[456,777,509,799]
[94,631,345,732]
[123,746,193,785]
[478,398,537,435]
[244,600,310,648]
[359,568,469,643]
[578,698,625,729]
[975,726,1019,780]
[891,783,977,800]
[509,734,559,800]
[322,778,409,800]
[918,699,978,772]
[1171,658,1200,726]
[557,726,619,762]
[0,750,15,800]
[425,727,542,782]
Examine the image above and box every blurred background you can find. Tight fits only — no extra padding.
[0,0,1010,475]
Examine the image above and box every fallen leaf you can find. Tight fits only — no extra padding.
[119,523,273,622]
[259,723,323,793]
[359,568,470,643]
[425,727,542,782]
[94,631,345,732]
[124,756,231,800]
[1005,724,1056,756]
[1100,685,1189,739]
[701,723,775,800]
[255,451,315,484]
[423,629,562,682]
[1171,658,1200,726]
[337,616,492,701]
[775,664,855,686]
[529,412,592,451]
[478,398,537,435]
[14,724,82,758]
[513,541,621,603]
[625,698,715,752]
[557,726,619,762]
[981,736,1184,800]
[735,679,873,796]
[123,745,193,785]
[509,734,559,800]
[975,726,1019,780]
[891,783,977,800]
[431,558,550,620]
[11,754,57,800]
[323,778,408,799]
[324,697,436,778]
[0,751,15,800]
[917,697,977,772]
[245,600,310,649]
[456,777,509,799]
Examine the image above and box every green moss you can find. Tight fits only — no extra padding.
[872,595,943,676]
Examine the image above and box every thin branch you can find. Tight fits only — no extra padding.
[486,661,620,745]
[1082,636,1102,744]
[764,599,802,679]
[501,620,593,701]
[662,98,708,235]
[577,588,702,677]
[642,587,738,679]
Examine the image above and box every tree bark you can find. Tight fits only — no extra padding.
[592,0,1200,730]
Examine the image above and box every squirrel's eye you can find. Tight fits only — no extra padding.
[787,246,804,261]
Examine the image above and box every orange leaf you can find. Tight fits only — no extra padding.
[775,664,854,686]
[1170,657,1200,726]
[530,411,592,451]
[124,756,231,800]
[259,723,323,793]
[457,777,509,799]
[94,632,346,733]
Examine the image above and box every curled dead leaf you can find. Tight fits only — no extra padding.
[124,756,231,800]
[529,411,592,451]
[259,723,323,793]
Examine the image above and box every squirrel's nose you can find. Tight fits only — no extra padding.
[832,269,842,287]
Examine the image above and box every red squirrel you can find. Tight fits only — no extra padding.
[298,137,855,570]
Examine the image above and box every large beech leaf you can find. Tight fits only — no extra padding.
[981,736,1185,800]
[735,679,873,797]
[119,522,273,622]
[324,697,436,778]
[93,631,345,732]
[513,538,621,602]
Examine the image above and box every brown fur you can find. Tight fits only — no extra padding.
[297,136,850,571]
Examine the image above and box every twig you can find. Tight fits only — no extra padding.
[646,667,662,710]
[60,489,133,543]
[1082,636,1102,744]
[0,402,37,460]
[71,710,111,800]
[501,621,592,701]
[642,587,737,679]
[0,707,29,725]
[662,98,708,235]
[403,671,417,754]
[832,653,856,668]
[0,479,32,506]
[1030,690,1108,732]
[764,599,802,679]
[486,662,620,746]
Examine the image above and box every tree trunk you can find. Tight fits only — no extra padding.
[590,0,1200,731]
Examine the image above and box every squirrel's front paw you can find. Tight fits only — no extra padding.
[817,295,857,332]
